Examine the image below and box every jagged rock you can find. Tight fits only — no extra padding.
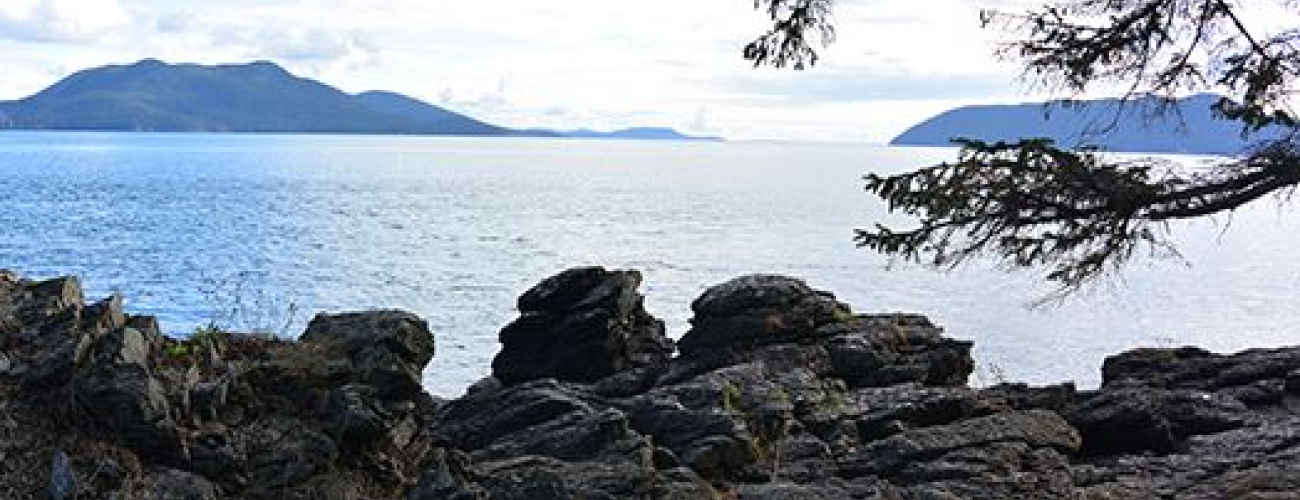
[300,310,435,398]
[678,275,849,355]
[133,469,219,500]
[329,384,411,451]
[74,326,182,458]
[492,267,673,385]
[1287,369,1300,395]
[473,456,714,500]
[434,379,647,463]
[841,410,1080,500]
[245,421,340,491]
[1074,414,1300,500]
[6,268,1300,500]
[734,483,868,500]
[1102,346,1300,393]
[824,315,974,388]
[842,410,1080,476]
[1068,388,1249,455]
[674,276,972,389]
[629,393,757,480]
[408,449,487,500]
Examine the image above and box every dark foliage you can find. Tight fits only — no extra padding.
[744,0,837,69]
[750,0,1300,291]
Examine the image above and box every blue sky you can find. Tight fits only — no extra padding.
[0,0,1116,142]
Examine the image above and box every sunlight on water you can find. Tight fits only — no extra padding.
[2,132,1298,396]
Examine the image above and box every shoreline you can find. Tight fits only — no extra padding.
[1,267,1297,499]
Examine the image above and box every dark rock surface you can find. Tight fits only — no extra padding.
[2,267,1298,500]
[491,267,673,385]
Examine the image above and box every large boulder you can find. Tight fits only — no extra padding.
[672,275,973,389]
[824,314,974,388]
[491,267,674,385]
[300,310,434,398]
[677,275,849,355]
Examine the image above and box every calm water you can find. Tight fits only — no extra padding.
[2,132,1298,396]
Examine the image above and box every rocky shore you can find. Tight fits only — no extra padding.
[1,267,1298,499]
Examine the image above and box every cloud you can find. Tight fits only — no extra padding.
[726,66,1021,104]
[151,13,380,70]
[0,0,132,43]
[243,28,377,66]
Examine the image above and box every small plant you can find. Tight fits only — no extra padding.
[831,305,855,323]
[719,380,794,482]
[972,361,1010,386]
[197,271,300,338]
[721,382,743,413]
[163,342,193,359]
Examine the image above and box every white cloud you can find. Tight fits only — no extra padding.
[0,0,1109,141]
[0,0,131,43]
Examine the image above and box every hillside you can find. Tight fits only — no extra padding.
[891,94,1290,155]
[0,59,510,136]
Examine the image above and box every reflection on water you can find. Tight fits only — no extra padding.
[2,132,1298,396]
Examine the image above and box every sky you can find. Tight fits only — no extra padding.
[0,0,1126,142]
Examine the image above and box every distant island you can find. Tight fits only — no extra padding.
[0,59,719,141]
[547,127,722,142]
[891,93,1288,155]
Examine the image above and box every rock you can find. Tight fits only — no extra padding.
[74,327,181,458]
[1069,388,1250,456]
[824,315,974,388]
[25,277,84,324]
[678,275,850,355]
[841,410,1080,500]
[1102,346,1300,395]
[408,449,487,500]
[48,451,76,500]
[1287,369,1300,395]
[629,393,757,480]
[843,410,1080,476]
[1074,414,1300,500]
[80,294,127,336]
[133,469,219,500]
[301,310,435,398]
[434,379,646,463]
[473,456,714,500]
[245,422,340,491]
[8,267,1300,500]
[492,267,673,385]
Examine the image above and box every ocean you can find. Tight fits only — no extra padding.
[3,131,1298,396]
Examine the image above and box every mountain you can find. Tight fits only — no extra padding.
[553,127,722,141]
[0,59,500,135]
[0,59,724,141]
[890,94,1289,155]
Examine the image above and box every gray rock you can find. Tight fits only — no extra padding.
[301,310,435,398]
[1102,346,1300,394]
[409,449,487,500]
[842,410,1081,477]
[678,275,850,355]
[1069,388,1248,455]
[133,469,219,500]
[435,379,646,463]
[74,326,181,458]
[825,315,974,388]
[492,267,673,385]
